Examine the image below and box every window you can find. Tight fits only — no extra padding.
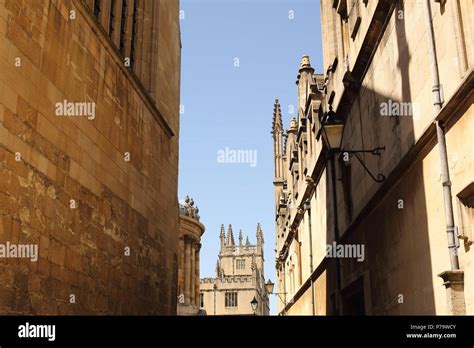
[199,293,204,308]
[129,0,139,68]
[93,0,102,19]
[119,0,128,54]
[225,292,238,308]
[109,0,116,37]
[289,264,295,296]
[457,182,474,244]
[339,156,353,222]
[340,17,350,64]
[236,259,246,270]
[342,276,365,315]
[348,0,361,40]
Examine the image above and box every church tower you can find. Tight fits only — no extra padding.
[200,223,269,315]
[218,223,264,277]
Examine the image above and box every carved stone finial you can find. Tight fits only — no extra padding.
[300,55,311,69]
[289,117,297,131]
[179,196,201,221]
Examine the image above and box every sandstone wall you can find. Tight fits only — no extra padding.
[0,0,180,314]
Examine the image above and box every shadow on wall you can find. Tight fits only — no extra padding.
[325,1,436,314]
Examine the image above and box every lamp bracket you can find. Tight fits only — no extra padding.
[338,147,386,183]
[341,146,385,156]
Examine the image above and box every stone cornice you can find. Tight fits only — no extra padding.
[179,215,205,241]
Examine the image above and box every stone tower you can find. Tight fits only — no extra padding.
[200,224,269,315]
[218,224,264,278]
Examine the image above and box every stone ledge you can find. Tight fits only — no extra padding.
[438,269,464,287]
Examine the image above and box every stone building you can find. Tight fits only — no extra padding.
[0,0,181,314]
[177,196,205,315]
[200,224,270,315]
[272,0,473,315]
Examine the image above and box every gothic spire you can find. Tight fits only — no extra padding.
[226,224,235,246]
[220,224,225,238]
[271,98,283,136]
[219,224,225,251]
[257,223,264,243]
[239,230,243,246]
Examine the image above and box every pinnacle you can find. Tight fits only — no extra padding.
[272,98,283,134]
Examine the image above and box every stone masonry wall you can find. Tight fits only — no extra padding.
[0,0,180,314]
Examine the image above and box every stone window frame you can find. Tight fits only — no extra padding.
[225,291,238,308]
[199,292,204,308]
[236,259,246,270]
[457,182,474,246]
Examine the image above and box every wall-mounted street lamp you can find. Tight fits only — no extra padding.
[250,296,258,316]
[264,279,275,294]
[265,279,288,316]
[321,106,386,183]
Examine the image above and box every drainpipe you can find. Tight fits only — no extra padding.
[283,265,287,316]
[423,0,466,315]
[330,155,342,315]
[213,284,217,315]
[304,199,316,315]
[422,0,459,270]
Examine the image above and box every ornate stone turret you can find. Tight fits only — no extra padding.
[272,98,285,184]
[177,196,205,315]
[288,117,297,132]
[296,55,315,114]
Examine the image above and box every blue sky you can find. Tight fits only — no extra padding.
[178,0,323,315]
